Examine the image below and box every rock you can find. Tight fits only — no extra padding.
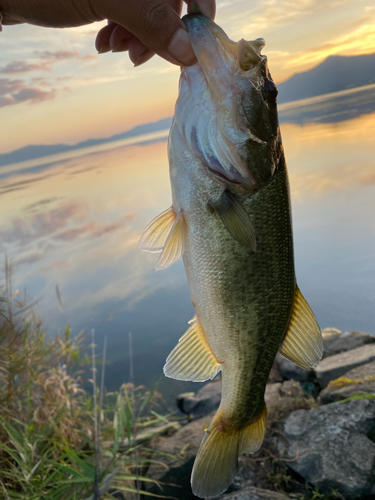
[230,455,257,492]
[278,399,375,499]
[214,486,291,499]
[275,329,375,384]
[314,344,375,388]
[268,359,284,383]
[318,360,375,404]
[276,354,313,382]
[265,380,305,406]
[177,379,221,418]
[144,413,212,499]
[265,380,312,423]
[145,380,305,499]
[322,328,375,357]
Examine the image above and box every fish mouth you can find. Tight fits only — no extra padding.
[178,15,268,189]
[183,14,265,89]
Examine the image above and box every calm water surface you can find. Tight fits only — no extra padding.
[1,86,375,407]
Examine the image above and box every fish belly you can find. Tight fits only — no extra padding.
[181,158,295,429]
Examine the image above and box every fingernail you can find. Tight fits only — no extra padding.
[98,43,111,54]
[167,27,196,66]
[112,38,131,53]
[133,49,154,67]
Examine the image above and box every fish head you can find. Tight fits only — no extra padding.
[175,14,281,190]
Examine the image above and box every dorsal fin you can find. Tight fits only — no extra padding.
[155,210,187,271]
[164,316,221,382]
[208,190,256,250]
[138,207,176,253]
[279,286,323,369]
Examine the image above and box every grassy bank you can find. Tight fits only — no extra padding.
[0,262,174,499]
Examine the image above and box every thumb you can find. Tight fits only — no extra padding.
[93,0,196,66]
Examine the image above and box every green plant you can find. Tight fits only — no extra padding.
[0,261,176,499]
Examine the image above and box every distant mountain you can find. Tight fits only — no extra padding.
[2,53,375,167]
[0,116,172,167]
[277,53,375,103]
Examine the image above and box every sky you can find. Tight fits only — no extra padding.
[1,0,375,154]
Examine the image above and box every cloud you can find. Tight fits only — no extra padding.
[0,49,97,106]
[0,51,97,75]
[81,54,98,61]
[232,0,352,34]
[0,86,57,107]
[53,216,132,242]
[0,201,135,252]
[0,201,87,250]
[15,251,46,268]
[0,78,24,95]
[285,20,375,69]
[0,60,51,74]
[38,50,81,60]
[0,76,58,107]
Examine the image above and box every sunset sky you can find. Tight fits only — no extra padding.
[1,0,375,154]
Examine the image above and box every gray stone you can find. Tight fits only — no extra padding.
[177,379,221,418]
[144,413,213,499]
[145,380,303,499]
[318,360,375,404]
[231,455,257,492]
[265,380,306,421]
[278,399,375,499]
[314,344,375,387]
[215,486,290,500]
[268,359,284,383]
[322,328,375,357]
[276,353,313,382]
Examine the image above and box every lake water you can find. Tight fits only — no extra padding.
[1,85,375,408]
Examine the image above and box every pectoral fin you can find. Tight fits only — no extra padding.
[138,207,186,271]
[279,286,323,369]
[208,190,256,250]
[163,316,221,382]
[138,207,176,253]
[155,210,187,271]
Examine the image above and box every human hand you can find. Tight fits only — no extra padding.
[0,0,216,66]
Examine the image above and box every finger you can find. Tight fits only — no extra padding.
[95,22,117,53]
[110,25,133,52]
[128,38,155,66]
[185,0,216,19]
[92,0,196,66]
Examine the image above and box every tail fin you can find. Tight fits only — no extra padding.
[191,406,267,498]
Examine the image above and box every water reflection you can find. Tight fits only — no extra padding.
[0,88,374,407]
[279,83,375,125]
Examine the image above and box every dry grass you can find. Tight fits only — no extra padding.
[0,260,174,499]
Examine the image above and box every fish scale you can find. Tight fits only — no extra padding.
[139,14,323,498]
[183,159,295,427]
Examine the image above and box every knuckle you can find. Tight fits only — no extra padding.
[141,2,172,44]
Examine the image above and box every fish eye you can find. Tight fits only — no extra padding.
[264,78,278,103]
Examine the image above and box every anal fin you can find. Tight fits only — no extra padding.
[279,285,323,369]
[163,316,221,382]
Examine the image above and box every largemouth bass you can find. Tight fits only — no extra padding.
[139,14,323,498]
